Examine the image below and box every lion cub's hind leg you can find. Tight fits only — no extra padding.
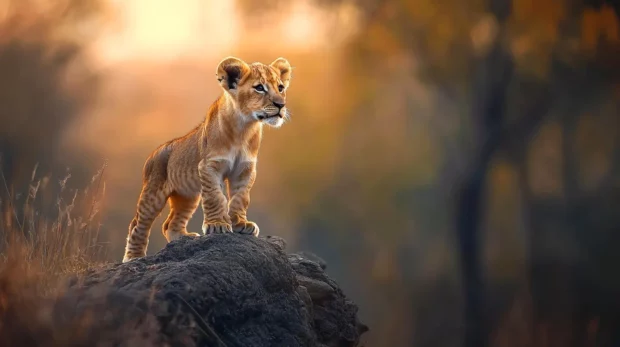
[163,193,201,242]
[123,183,168,263]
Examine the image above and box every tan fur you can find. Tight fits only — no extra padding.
[122,56,293,263]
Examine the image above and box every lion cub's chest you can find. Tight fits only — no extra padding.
[215,145,256,179]
[172,147,253,198]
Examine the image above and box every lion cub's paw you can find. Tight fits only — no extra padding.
[203,222,233,235]
[122,255,140,264]
[233,221,260,237]
[167,231,201,242]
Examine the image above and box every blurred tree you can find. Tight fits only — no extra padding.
[339,0,620,344]
[0,0,110,223]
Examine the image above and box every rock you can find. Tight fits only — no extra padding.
[65,233,367,347]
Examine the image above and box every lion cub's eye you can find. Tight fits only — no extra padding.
[278,84,285,93]
[253,85,265,92]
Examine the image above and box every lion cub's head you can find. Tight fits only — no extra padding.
[216,56,292,128]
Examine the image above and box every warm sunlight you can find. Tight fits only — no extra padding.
[283,0,323,46]
[96,0,239,62]
[93,0,358,63]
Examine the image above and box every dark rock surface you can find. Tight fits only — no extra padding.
[66,233,368,347]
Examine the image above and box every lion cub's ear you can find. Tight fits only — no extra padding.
[216,56,250,91]
[270,57,292,88]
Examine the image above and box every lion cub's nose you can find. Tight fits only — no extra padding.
[273,101,285,109]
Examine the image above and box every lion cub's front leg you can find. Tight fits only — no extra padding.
[228,161,260,236]
[198,158,233,234]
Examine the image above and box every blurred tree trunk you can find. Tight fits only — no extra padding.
[456,2,512,345]
[510,60,620,346]
[560,80,587,347]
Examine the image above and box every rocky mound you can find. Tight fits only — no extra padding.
[63,233,368,347]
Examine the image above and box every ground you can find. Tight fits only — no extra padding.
[22,233,369,347]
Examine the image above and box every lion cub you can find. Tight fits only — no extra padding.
[122,56,292,263]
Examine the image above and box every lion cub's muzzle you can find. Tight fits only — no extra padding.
[258,105,282,120]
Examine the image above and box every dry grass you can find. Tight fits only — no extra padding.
[0,163,164,346]
[0,163,108,290]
